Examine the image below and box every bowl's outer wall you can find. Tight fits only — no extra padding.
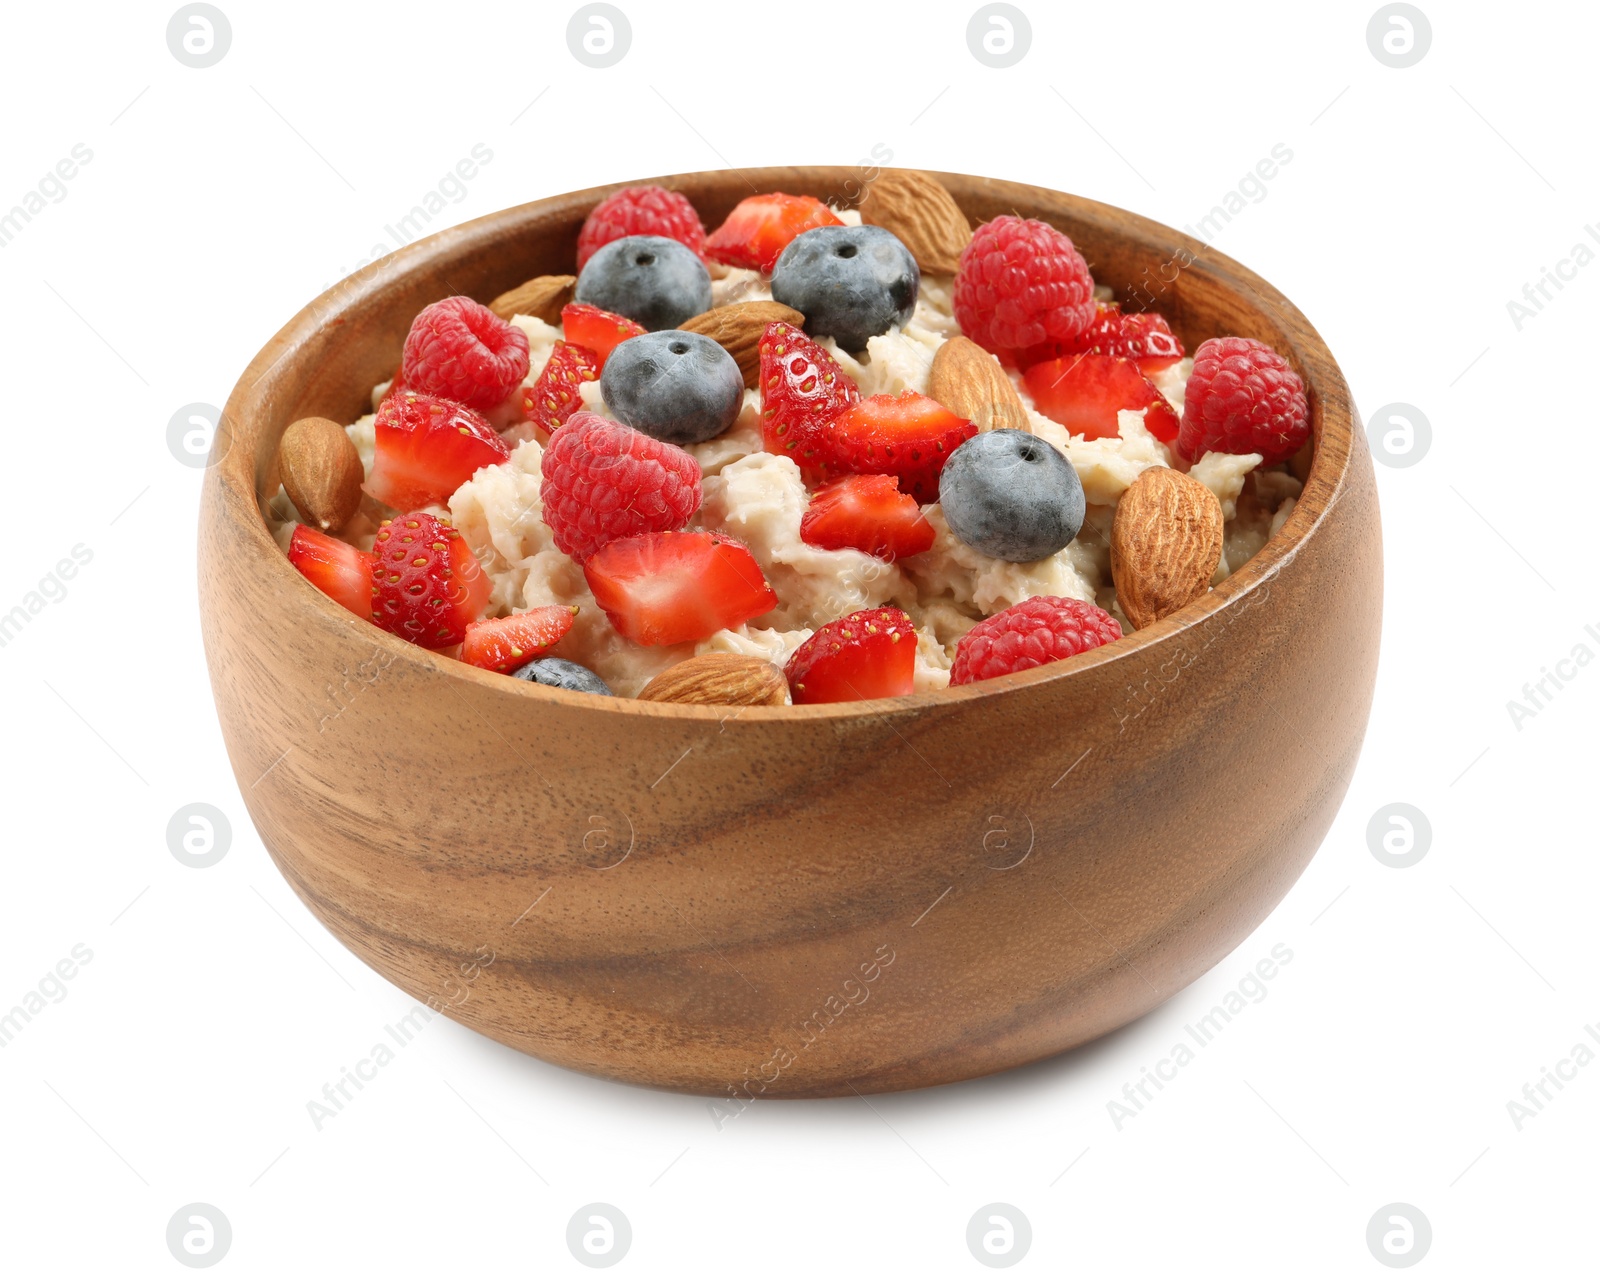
[200,168,1381,1097]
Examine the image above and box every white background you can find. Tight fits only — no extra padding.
[1,1,1594,1268]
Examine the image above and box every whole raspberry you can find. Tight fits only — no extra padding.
[540,413,702,560]
[1179,337,1309,464]
[953,216,1096,355]
[950,595,1122,686]
[577,185,707,272]
[401,296,530,411]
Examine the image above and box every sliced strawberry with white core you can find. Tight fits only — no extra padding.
[800,475,935,560]
[365,391,510,511]
[461,606,577,673]
[583,531,777,646]
[705,193,844,273]
[560,303,646,369]
[288,524,372,620]
[784,606,916,705]
[1022,354,1180,443]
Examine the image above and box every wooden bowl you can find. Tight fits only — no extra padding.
[199,168,1381,1097]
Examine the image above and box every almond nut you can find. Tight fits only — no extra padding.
[279,416,365,533]
[489,274,576,324]
[679,301,804,389]
[1111,467,1224,630]
[637,653,790,706]
[857,169,972,275]
[927,335,1031,433]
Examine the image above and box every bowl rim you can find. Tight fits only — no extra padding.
[214,166,1355,719]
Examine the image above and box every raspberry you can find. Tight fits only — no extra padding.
[540,412,702,560]
[953,216,1096,355]
[576,185,707,272]
[401,296,530,411]
[1179,337,1308,464]
[370,512,490,649]
[949,596,1122,686]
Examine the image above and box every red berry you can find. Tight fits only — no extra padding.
[823,390,977,504]
[576,185,707,272]
[800,474,935,561]
[583,530,777,646]
[785,607,916,705]
[401,296,530,411]
[954,216,1096,355]
[288,524,372,620]
[757,321,861,483]
[365,391,510,511]
[1179,337,1309,464]
[1030,303,1185,375]
[370,513,490,649]
[461,605,577,673]
[522,341,600,437]
[560,303,647,369]
[540,412,702,561]
[949,595,1122,686]
[1022,354,1180,443]
[705,193,843,273]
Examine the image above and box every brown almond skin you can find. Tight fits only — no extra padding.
[1111,467,1224,630]
[279,416,364,533]
[489,275,576,324]
[637,653,790,706]
[679,302,804,389]
[928,336,1031,433]
[858,169,972,275]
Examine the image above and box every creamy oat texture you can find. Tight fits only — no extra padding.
[289,229,1301,696]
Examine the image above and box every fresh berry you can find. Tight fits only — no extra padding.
[949,595,1122,686]
[575,234,712,331]
[288,524,372,619]
[800,475,934,560]
[1022,354,1180,443]
[523,341,599,436]
[461,605,577,673]
[705,193,844,273]
[370,513,490,649]
[512,657,613,695]
[365,391,510,511]
[953,216,1096,355]
[1179,337,1309,464]
[561,303,647,369]
[600,330,745,445]
[757,322,861,481]
[770,226,919,352]
[401,296,530,411]
[784,607,916,704]
[539,412,702,560]
[576,185,707,272]
[823,390,977,503]
[939,429,1085,562]
[583,530,777,646]
[1032,303,1185,375]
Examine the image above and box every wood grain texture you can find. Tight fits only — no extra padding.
[198,168,1382,1097]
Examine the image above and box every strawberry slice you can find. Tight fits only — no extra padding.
[758,321,861,483]
[523,341,600,437]
[560,303,645,369]
[288,524,372,620]
[461,605,577,673]
[1036,303,1185,375]
[785,607,916,705]
[370,512,489,648]
[800,475,934,561]
[583,531,777,646]
[822,391,977,504]
[1023,354,1180,443]
[705,193,843,273]
[365,390,510,511]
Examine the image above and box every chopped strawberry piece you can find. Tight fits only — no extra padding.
[583,531,777,646]
[785,607,916,705]
[705,193,843,273]
[1020,303,1186,375]
[523,341,600,437]
[364,390,510,511]
[560,303,645,369]
[288,524,372,620]
[370,513,489,649]
[757,321,861,483]
[461,605,577,673]
[800,475,934,560]
[822,390,977,503]
[1022,354,1180,443]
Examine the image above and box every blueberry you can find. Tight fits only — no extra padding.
[512,657,613,695]
[769,225,919,353]
[575,234,712,331]
[938,429,1085,562]
[600,330,744,445]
